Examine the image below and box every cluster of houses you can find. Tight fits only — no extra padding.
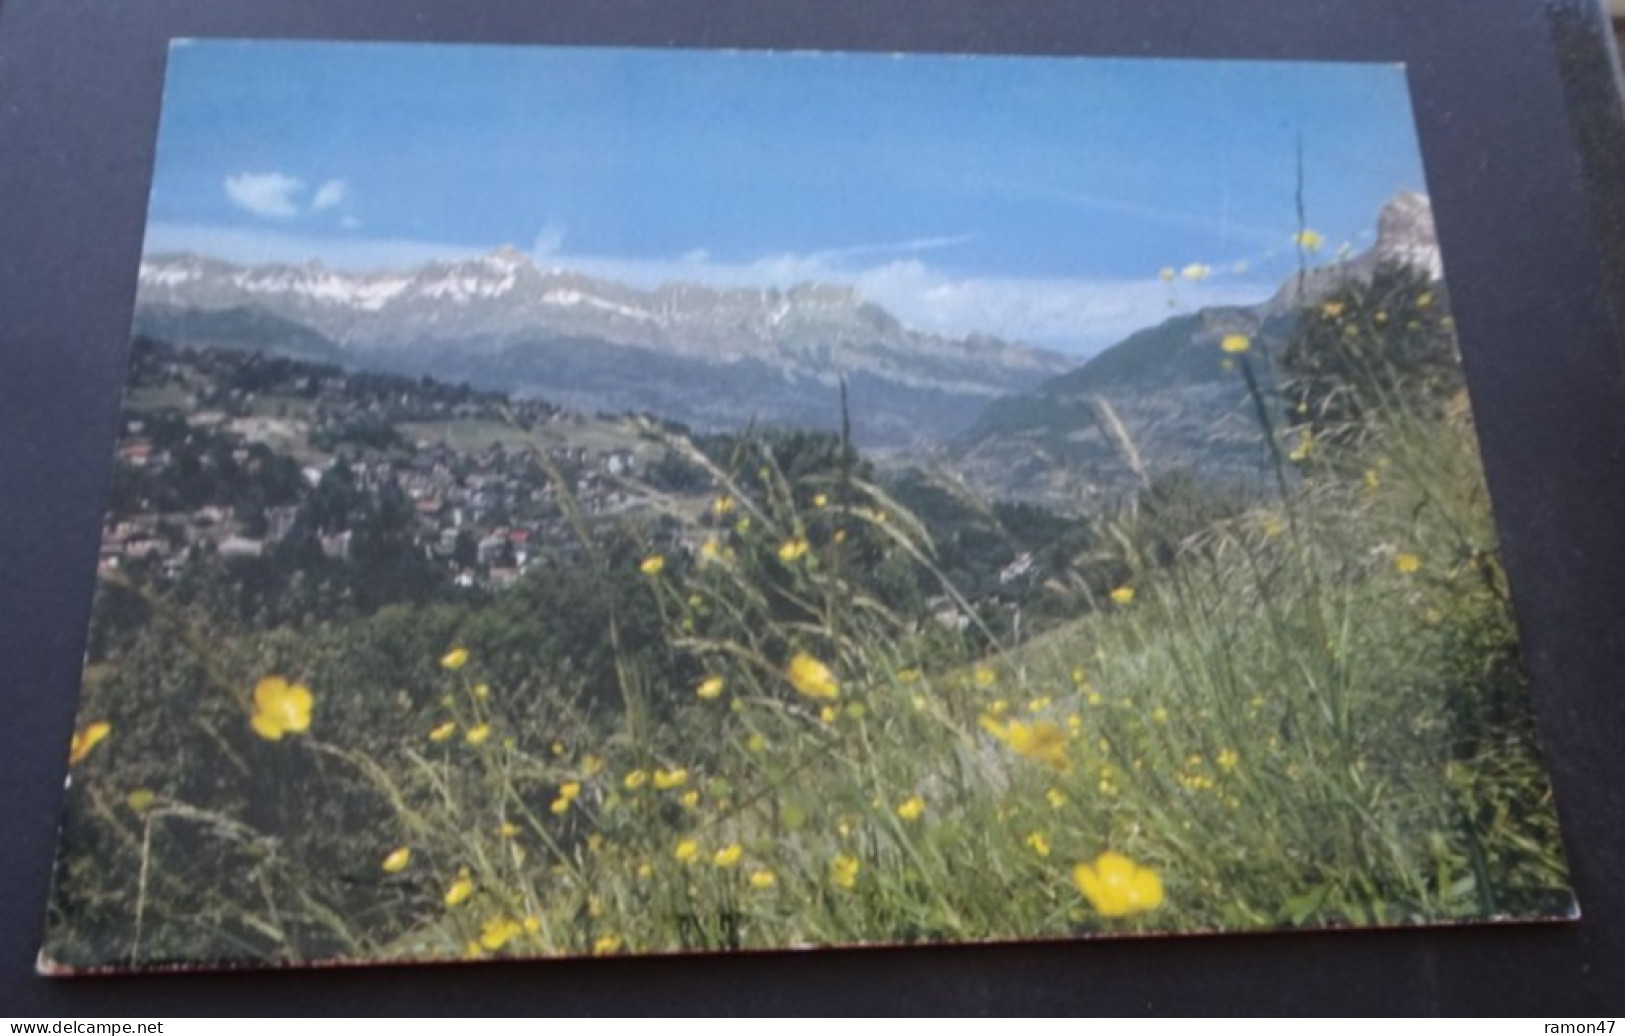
[98,378,656,591]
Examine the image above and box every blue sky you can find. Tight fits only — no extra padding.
[146,41,1430,354]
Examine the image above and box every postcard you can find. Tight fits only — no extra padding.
[42,41,1575,972]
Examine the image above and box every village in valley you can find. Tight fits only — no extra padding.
[98,339,676,594]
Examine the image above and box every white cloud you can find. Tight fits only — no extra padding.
[223,172,305,219]
[311,180,349,212]
[532,223,566,257]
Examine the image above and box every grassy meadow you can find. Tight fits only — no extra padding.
[44,272,1574,970]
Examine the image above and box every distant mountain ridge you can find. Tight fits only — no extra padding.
[951,192,1445,506]
[135,249,1071,446]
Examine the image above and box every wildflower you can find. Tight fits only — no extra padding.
[1217,748,1240,771]
[735,516,752,535]
[1322,301,1346,318]
[249,677,313,741]
[696,675,725,700]
[1395,552,1422,574]
[787,651,840,700]
[845,702,867,720]
[464,941,483,959]
[126,788,156,813]
[68,720,112,764]
[896,795,925,821]
[381,847,412,873]
[550,796,571,815]
[1181,263,1211,282]
[1071,667,1087,685]
[813,492,829,508]
[637,862,654,880]
[639,554,665,576]
[445,872,475,907]
[713,844,743,868]
[464,723,491,745]
[523,916,541,933]
[556,781,580,802]
[1109,586,1135,605]
[1159,266,1176,282]
[1417,292,1434,309]
[1288,431,1313,462]
[830,853,860,889]
[472,682,490,700]
[897,667,922,684]
[1086,691,1103,707]
[1026,832,1052,858]
[778,537,810,563]
[987,698,1010,717]
[440,648,469,671]
[1073,851,1165,917]
[1152,707,1169,724]
[974,666,997,688]
[1028,696,1052,713]
[1068,715,1084,732]
[428,720,456,742]
[680,789,700,808]
[497,821,521,837]
[624,769,649,790]
[1375,310,1389,324]
[592,934,623,956]
[1220,334,1250,354]
[587,833,604,854]
[712,495,736,517]
[745,734,767,754]
[980,716,1070,772]
[832,528,847,544]
[820,706,838,724]
[674,839,699,863]
[654,768,688,790]
[479,917,523,951]
[749,869,777,890]
[1262,516,1285,539]
[582,754,605,776]
[1295,228,1326,252]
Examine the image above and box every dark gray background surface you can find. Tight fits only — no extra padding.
[2,0,1624,1015]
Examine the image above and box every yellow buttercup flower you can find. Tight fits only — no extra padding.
[896,795,925,822]
[444,872,475,907]
[712,495,736,517]
[639,554,665,576]
[696,675,725,700]
[68,720,112,764]
[749,869,777,890]
[1046,787,1068,810]
[440,648,469,671]
[1295,228,1326,252]
[464,723,491,745]
[559,781,581,801]
[523,916,541,934]
[830,853,860,890]
[592,934,623,956]
[1220,334,1251,355]
[125,788,156,813]
[1152,707,1169,724]
[980,716,1070,772]
[1072,851,1165,918]
[1322,301,1346,318]
[624,769,649,790]
[428,720,457,742]
[479,917,523,951]
[787,651,840,700]
[653,768,688,790]
[1109,585,1135,605]
[820,706,838,724]
[812,493,829,508]
[1026,832,1052,858]
[249,677,313,741]
[713,843,743,868]
[381,847,412,873]
[472,682,490,700]
[550,796,571,815]
[674,839,699,863]
[973,666,997,688]
[582,754,605,776]
[1288,430,1313,462]
[1217,748,1240,771]
[778,536,810,563]
[680,789,700,808]
[1395,552,1422,574]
